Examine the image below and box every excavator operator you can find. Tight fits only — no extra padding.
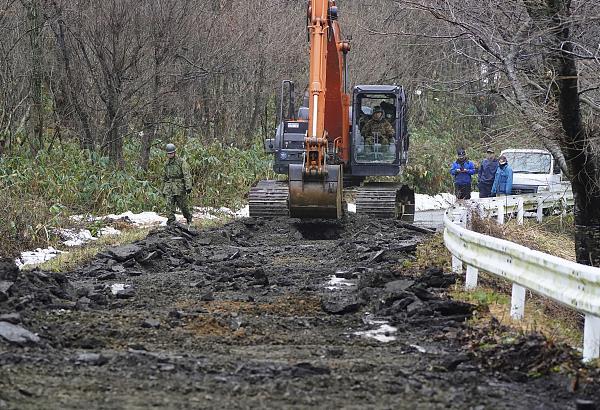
[362,106,395,146]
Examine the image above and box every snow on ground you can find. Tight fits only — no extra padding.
[15,247,65,269]
[57,229,97,247]
[103,211,168,226]
[16,206,246,269]
[98,226,122,236]
[110,283,130,295]
[415,193,456,211]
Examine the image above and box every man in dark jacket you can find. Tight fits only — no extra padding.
[450,148,476,199]
[477,148,498,198]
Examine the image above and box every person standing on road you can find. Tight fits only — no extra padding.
[491,155,513,196]
[163,143,193,225]
[477,148,498,198]
[450,148,476,200]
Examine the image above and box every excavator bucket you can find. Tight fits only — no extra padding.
[288,163,343,219]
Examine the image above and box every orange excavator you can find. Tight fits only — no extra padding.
[249,0,414,220]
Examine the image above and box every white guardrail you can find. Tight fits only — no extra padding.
[444,187,600,362]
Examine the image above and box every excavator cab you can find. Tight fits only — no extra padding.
[351,85,409,176]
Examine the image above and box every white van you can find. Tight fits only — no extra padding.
[499,149,563,194]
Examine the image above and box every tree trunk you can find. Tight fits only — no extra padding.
[104,98,124,169]
[140,54,161,170]
[55,16,95,151]
[246,56,266,144]
[549,1,600,266]
[26,0,44,155]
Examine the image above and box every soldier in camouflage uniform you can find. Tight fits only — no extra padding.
[362,106,395,145]
[163,143,193,225]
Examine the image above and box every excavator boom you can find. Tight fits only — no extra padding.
[288,0,350,219]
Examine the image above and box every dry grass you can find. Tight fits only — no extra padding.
[177,296,322,317]
[472,214,576,261]
[29,227,151,272]
[416,219,582,348]
[25,214,232,273]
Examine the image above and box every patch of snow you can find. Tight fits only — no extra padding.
[98,226,121,236]
[104,211,168,226]
[326,275,355,290]
[347,203,356,213]
[363,314,388,326]
[192,207,219,220]
[355,324,398,343]
[234,205,250,218]
[110,283,129,295]
[15,247,64,269]
[58,229,97,247]
[410,344,427,353]
[415,193,456,211]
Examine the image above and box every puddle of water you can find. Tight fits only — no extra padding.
[353,314,398,342]
[354,324,398,343]
[326,275,355,290]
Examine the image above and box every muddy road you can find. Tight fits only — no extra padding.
[1,216,599,409]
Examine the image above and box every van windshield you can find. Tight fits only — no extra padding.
[503,152,551,174]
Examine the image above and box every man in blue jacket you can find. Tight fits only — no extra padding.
[450,148,476,199]
[477,148,498,198]
[491,155,513,196]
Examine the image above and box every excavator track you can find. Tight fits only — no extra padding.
[248,180,289,217]
[355,182,415,221]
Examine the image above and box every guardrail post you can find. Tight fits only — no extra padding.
[536,199,544,223]
[510,284,526,320]
[452,255,463,275]
[583,314,600,362]
[465,265,478,290]
[497,204,505,225]
[517,197,524,225]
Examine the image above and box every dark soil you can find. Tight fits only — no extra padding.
[0,216,599,409]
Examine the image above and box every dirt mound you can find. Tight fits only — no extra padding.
[460,321,582,379]
[0,259,74,313]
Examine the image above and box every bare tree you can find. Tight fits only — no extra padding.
[394,0,600,265]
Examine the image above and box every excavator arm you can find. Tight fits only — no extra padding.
[305,0,350,173]
[288,0,350,219]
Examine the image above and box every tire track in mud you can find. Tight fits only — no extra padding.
[0,217,598,409]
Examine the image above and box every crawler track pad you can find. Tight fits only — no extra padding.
[248,180,289,217]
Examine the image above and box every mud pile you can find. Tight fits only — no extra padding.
[0,258,74,313]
